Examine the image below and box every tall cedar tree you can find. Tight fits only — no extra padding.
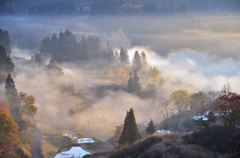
[0,45,14,74]
[5,74,18,97]
[119,48,130,65]
[127,73,141,94]
[119,108,141,146]
[146,119,156,134]
[141,52,148,66]
[132,51,142,72]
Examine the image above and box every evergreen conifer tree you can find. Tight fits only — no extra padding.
[5,74,18,97]
[46,59,64,76]
[141,52,148,66]
[132,51,142,72]
[4,74,23,129]
[0,29,11,54]
[0,45,15,73]
[119,108,141,146]
[146,119,156,135]
[51,33,58,54]
[127,73,141,94]
[119,48,130,65]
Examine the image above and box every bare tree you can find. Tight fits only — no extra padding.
[206,90,220,109]
[159,100,173,130]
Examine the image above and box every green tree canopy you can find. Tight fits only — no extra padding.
[146,119,156,134]
[5,74,18,97]
[119,108,141,146]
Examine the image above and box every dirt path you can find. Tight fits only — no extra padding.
[32,128,42,158]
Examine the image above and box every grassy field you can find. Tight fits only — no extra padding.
[37,124,76,158]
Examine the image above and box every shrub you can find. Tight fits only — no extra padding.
[186,125,240,153]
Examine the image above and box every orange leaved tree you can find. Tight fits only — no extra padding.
[0,98,19,157]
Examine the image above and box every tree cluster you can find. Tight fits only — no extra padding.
[0,74,38,157]
[0,28,11,54]
[40,30,102,62]
[0,45,14,83]
[4,74,38,129]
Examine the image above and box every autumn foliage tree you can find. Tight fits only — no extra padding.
[0,99,19,157]
[214,92,240,131]
[170,90,190,113]
[19,91,38,126]
[113,126,122,144]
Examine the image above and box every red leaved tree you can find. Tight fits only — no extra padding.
[19,91,38,127]
[214,92,240,131]
[113,126,122,143]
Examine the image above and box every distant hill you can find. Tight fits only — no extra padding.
[1,0,239,15]
[90,0,240,15]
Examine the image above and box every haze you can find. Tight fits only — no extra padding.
[0,11,240,141]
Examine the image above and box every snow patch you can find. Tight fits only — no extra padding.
[77,138,95,144]
[157,130,171,134]
[62,133,78,139]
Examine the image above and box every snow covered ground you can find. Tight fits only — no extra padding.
[157,130,171,134]
[54,133,95,158]
[63,133,78,139]
[77,138,95,144]
[63,133,95,144]
[54,147,91,158]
